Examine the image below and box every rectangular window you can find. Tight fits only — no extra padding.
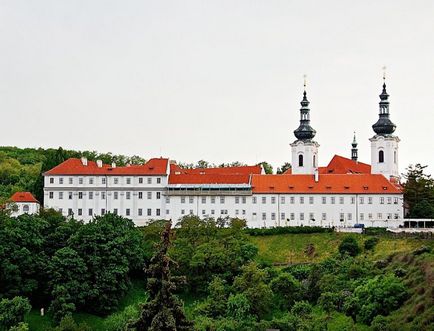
[101,209,106,215]
[339,197,344,204]
[88,208,93,216]
[394,197,398,204]
[242,197,246,204]
[300,213,304,221]
[49,192,54,199]
[309,197,314,204]
[102,177,106,185]
[89,178,94,185]
[280,196,285,204]
[126,209,130,216]
[368,197,373,204]
[340,213,344,221]
[78,208,82,216]
[281,212,285,220]
[89,192,93,200]
[235,209,239,215]
[156,209,160,216]
[114,192,118,200]
[166,197,170,203]
[157,178,161,184]
[202,209,206,215]
[69,177,73,184]
[147,177,152,184]
[309,212,314,220]
[394,213,399,219]
[79,178,83,185]
[50,177,54,184]
[59,177,64,184]
[138,192,143,199]
[181,209,185,215]
[322,213,326,220]
[59,192,63,199]
[351,197,355,204]
[147,209,152,216]
[191,209,194,215]
[252,196,257,204]
[300,197,304,204]
[147,192,152,199]
[220,197,225,204]
[138,209,143,216]
[68,192,73,200]
[262,197,266,204]
[368,213,373,220]
[271,196,276,204]
[359,197,364,204]
[331,197,335,204]
[290,197,295,204]
[126,178,131,185]
[114,177,119,185]
[211,209,215,215]
[387,213,392,219]
[78,192,83,199]
[166,209,170,215]
[387,197,392,204]
[360,213,364,221]
[181,197,185,203]
[271,213,276,220]
[126,192,131,200]
[101,192,106,200]
[235,197,240,204]
[68,208,73,216]
[322,197,326,204]
[348,213,352,221]
[113,208,118,215]
[139,177,143,184]
[211,197,216,204]
[189,196,194,204]
[201,197,206,204]
[378,213,382,219]
[380,197,385,204]
[262,213,266,221]
[242,209,246,215]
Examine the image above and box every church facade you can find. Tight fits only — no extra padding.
[43,79,404,228]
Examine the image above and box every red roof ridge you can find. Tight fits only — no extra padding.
[10,192,39,203]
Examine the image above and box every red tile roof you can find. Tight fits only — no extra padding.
[10,192,39,203]
[44,158,169,176]
[169,174,251,185]
[170,164,262,175]
[251,174,402,194]
[324,155,371,174]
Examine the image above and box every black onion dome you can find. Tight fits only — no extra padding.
[294,90,316,141]
[372,83,396,135]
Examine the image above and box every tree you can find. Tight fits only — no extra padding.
[270,273,301,309]
[277,162,292,174]
[257,161,273,174]
[0,296,31,331]
[402,164,434,218]
[130,222,192,331]
[339,237,361,257]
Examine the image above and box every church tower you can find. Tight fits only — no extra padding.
[369,72,400,179]
[351,132,358,162]
[291,80,319,175]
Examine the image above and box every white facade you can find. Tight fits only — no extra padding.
[9,201,40,217]
[370,135,400,179]
[290,140,319,175]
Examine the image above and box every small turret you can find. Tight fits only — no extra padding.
[351,132,358,162]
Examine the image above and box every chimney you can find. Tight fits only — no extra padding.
[314,169,319,182]
[81,157,88,166]
[96,160,103,168]
[111,162,116,168]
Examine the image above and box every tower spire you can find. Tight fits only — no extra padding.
[372,68,396,136]
[351,131,358,162]
[294,76,316,141]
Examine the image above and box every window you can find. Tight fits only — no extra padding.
[299,154,304,167]
[23,205,29,213]
[322,213,326,220]
[126,209,130,216]
[271,197,276,204]
[300,213,304,221]
[351,197,355,204]
[89,192,93,200]
[348,213,352,221]
[387,197,392,204]
[101,192,106,200]
[50,177,54,184]
[166,209,170,215]
[138,192,143,199]
[114,192,118,200]
[69,177,73,184]
[88,208,93,216]
[139,177,143,184]
[242,197,246,204]
[359,197,364,204]
[387,213,392,219]
[290,197,295,204]
[68,208,73,216]
[147,177,152,184]
[166,197,170,203]
[101,209,106,215]
[68,192,73,200]
[360,213,364,221]
[189,196,193,204]
[220,197,225,203]
[394,151,397,164]
[59,192,63,199]
[201,197,206,204]
[211,209,215,215]
[181,209,185,215]
[262,213,266,221]
[89,178,94,185]
[147,192,152,199]
[126,178,131,184]
[300,197,304,204]
[211,197,215,204]
[271,213,276,220]
[331,197,335,204]
[102,177,106,185]
[138,209,143,216]
[235,197,240,204]
[157,178,161,184]
[394,213,399,219]
[379,150,384,163]
[290,213,295,220]
[309,213,314,220]
[242,209,246,215]
[78,192,83,199]
[59,177,64,184]
[339,197,344,204]
[78,209,82,216]
[380,197,385,204]
[309,197,314,204]
[281,212,285,220]
[79,178,83,185]
[114,177,119,184]
[378,213,382,219]
[113,208,118,215]
[235,209,239,215]
[394,197,398,204]
[340,213,344,221]
[281,196,285,204]
[126,192,131,200]
[252,197,257,204]
[368,213,373,220]
[147,209,152,216]
[262,197,266,204]
[322,197,326,204]
[181,197,185,203]
[202,209,206,215]
[157,192,161,200]
[368,197,373,204]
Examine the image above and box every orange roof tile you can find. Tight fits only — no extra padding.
[44,158,169,176]
[169,174,251,184]
[10,192,39,203]
[324,155,371,174]
[170,164,262,175]
[251,174,402,194]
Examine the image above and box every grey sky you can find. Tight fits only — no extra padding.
[1,0,433,173]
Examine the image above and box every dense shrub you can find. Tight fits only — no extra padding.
[339,237,361,257]
[245,226,333,236]
[0,296,31,331]
[364,237,379,250]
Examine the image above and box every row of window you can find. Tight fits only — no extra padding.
[63,208,163,217]
[48,191,161,200]
[255,212,401,221]
[48,176,162,185]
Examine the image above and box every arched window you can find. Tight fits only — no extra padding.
[298,154,304,167]
[313,155,316,167]
[23,205,29,213]
[379,150,384,163]
[394,151,397,164]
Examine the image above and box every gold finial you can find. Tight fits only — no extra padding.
[382,66,387,81]
[303,74,307,90]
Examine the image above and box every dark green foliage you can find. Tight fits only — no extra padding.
[245,226,333,236]
[51,314,91,331]
[339,236,361,257]
[371,315,391,331]
[257,161,273,174]
[270,273,301,309]
[291,301,313,317]
[226,294,252,320]
[130,222,193,331]
[364,237,379,250]
[277,162,292,174]
[412,245,432,256]
[402,164,434,218]
[0,296,31,331]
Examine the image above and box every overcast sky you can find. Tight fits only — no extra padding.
[1,0,433,173]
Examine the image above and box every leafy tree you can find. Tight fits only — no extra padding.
[130,222,192,330]
[291,301,313,317]
[193,277,228,318]
[277,162,292,174]
[226,293,252,320]
[402,164,434,218]
[52,314,91,331]
[339,237,361,257]
[270,273,301,309]
[0,296,31,331]
[257,161,273,174]
[364,237,379,251]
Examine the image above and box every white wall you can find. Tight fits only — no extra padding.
[10,202,40,217]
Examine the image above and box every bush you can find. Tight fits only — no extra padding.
[0,296,31,330]
[291,301,312,317]
[339,237,361,257]
[412,246,432,256]
[364,237,379,250]
[245,226,333,236]
[371,315,391,331]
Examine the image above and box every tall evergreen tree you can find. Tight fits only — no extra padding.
[129,222,192,331]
